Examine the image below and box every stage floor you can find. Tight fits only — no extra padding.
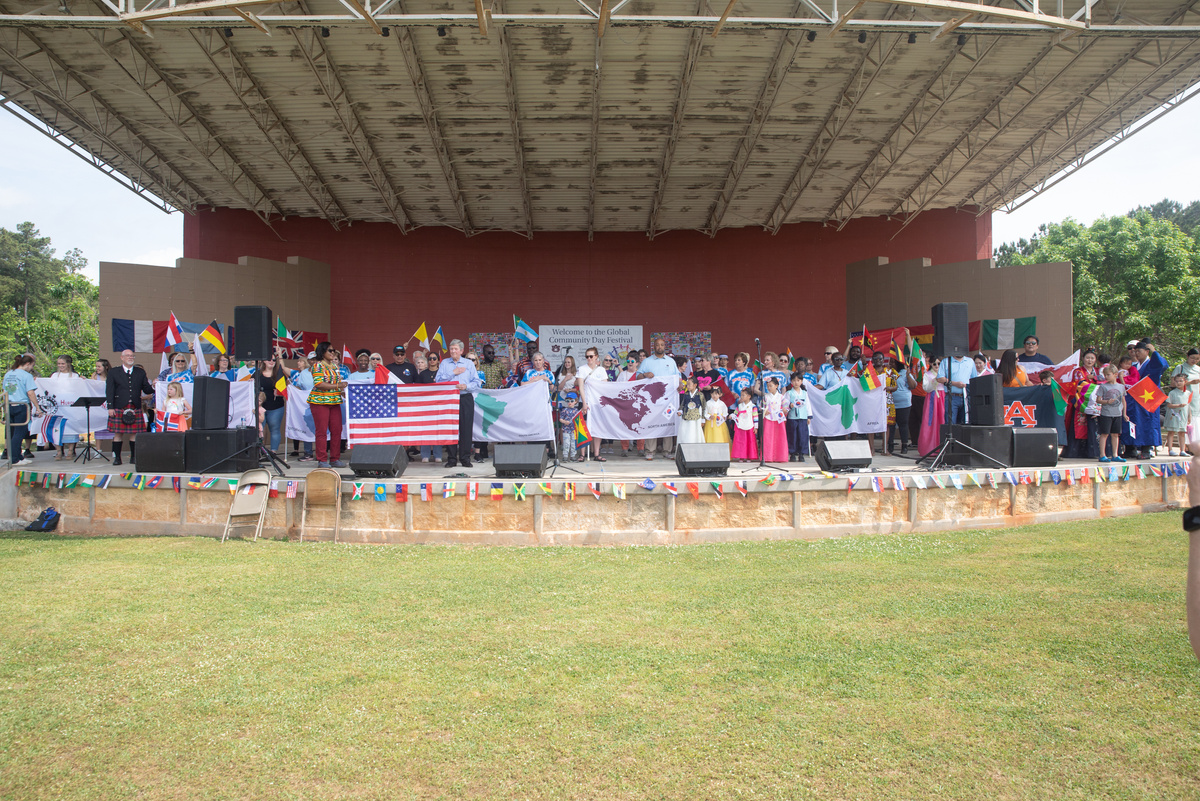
[26,445,1173,481]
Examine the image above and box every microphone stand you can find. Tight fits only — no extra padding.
[738,339,772,474]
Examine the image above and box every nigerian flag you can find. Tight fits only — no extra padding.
[471,381,555,442]
[980,317,1036,350]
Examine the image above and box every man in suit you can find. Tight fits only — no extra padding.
[106,349,154,466]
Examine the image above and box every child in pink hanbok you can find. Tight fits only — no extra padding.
[731,388,758,461]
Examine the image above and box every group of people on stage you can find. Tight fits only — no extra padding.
[5,329,1194,469]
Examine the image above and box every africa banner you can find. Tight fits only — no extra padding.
[471,381,555,442]
[807,377,887,437]
[583,376,679,441]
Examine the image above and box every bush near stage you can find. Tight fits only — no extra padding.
[1,515,1197,800]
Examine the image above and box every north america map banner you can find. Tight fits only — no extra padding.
[583,376,679,441]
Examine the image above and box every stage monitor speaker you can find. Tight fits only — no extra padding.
[675,442,730,477]
[931,302,969,359]
[135,432,186,473]
[185,427,257,473]
[969,373,1004,427]
[233,305,273,361]
[191,375,230,430]
[938,424,1011,467]
[350,443,407,478]
[814,439,873,472]
[493,443,548,478]
[1012,427,1059,467]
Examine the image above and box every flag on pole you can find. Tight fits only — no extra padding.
[191,332,209,377]
[200,320,226,354]
[412,322,430,349]
[979,317,1037,351]
[165,312,184,349]
[432,326,446,349]
[1127,376,1168,413]
[513,315,538,343]
[859,363,884,392]
[574,414,592,448]
[342,345,356,371]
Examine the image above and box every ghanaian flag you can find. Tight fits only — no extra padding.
[199,320,226,354]
[859,363,884,392]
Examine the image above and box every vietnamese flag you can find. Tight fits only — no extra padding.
[1127,376,1167,413]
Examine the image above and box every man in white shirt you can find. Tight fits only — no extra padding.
[937,353,978,425]
[635,337,681,460]
[576,346,609,460]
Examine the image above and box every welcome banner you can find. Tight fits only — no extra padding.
[538,325,643,371]
[472,381,555,442]
[807,377,888,437]
[583,376,679,441]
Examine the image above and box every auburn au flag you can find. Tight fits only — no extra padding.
[1001,385,1066,442]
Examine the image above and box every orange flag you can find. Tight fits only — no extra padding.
[1127,376,1167,413]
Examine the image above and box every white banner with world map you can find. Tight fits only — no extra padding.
[472,381,555,442]
[583,376,679,441]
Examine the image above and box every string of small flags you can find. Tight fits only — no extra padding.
[12,463,1190,501]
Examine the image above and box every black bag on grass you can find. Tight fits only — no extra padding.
[25,507,60,532]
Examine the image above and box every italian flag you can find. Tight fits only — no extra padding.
[979,317,1036,350]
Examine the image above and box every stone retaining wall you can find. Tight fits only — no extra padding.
[6,470,1187,545]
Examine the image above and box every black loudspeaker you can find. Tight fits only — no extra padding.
[493,443,548,478]
[233,305,272,361]
[675,443,730,477]
[939,424,1011,467]
[350,443,407,478]
[969,373,1004,427]
[814,439,873,472]
[185,427,257,473]
[1011,427,1059,467]
[192,375,230,430]
[931,302,969,359]
[135,432,186,473]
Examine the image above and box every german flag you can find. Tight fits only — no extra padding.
[199,320,226,354]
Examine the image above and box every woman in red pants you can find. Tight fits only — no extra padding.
[309,341,348,468]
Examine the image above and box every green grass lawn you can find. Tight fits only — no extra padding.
[1,515,1197,800]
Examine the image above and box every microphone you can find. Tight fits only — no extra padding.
[754,337,760,345]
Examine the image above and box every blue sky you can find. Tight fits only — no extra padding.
[2,96,1199,281]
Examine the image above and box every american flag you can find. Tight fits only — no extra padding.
[347,383,460,446]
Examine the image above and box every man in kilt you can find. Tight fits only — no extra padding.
[106,349,154,466]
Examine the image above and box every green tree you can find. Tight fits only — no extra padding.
[0,223,97,374]
[1130,198,1200,238]
[1005,210,1200,361]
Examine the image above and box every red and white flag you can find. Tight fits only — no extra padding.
[165,312,184,348]
[342,344,356,371]
[347,383,460,446]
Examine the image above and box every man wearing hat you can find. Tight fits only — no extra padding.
[386,344,418,384]
[1126,339,1169,459]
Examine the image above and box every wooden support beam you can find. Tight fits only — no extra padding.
[122,0,279,24]
[829,0,864,34]
[233,7,270,34]
[474,0,488,35]
[929,12,974,40]
[711,0,738,37]
[597,0,609,36]
[337,0,383,35]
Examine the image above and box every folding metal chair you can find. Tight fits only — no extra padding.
[300,468,342,543]
[221,468,272,542]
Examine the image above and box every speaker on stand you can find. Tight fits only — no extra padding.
[218,305,287,475]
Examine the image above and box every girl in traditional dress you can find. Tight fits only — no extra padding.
[703,388,730,444]
[761,377,788,463]
[731,388,758,461]
[676,376,706,445]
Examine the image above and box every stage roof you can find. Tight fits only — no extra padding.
[2,0,1199,237]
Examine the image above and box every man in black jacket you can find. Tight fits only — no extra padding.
[106,349,154,466]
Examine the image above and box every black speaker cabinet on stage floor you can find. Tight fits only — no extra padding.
[191,375,230,431]
[675,443,730,477]
[969,373,1004,427]
[939,424,1012,467]
[185,427,257,473]
[493,443,548,478]
[350,444,407,478]
[135,432,187,473]
[931,302,969,359]
[233,305,273,361]
[814,440,873,472]
[1012,427,1059,467]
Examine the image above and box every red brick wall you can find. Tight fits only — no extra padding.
[184,207,991,361]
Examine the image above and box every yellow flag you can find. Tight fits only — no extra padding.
[412,322,429,348]
[432,326,446,349]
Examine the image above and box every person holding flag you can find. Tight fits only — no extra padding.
[1126,340,1169,459]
